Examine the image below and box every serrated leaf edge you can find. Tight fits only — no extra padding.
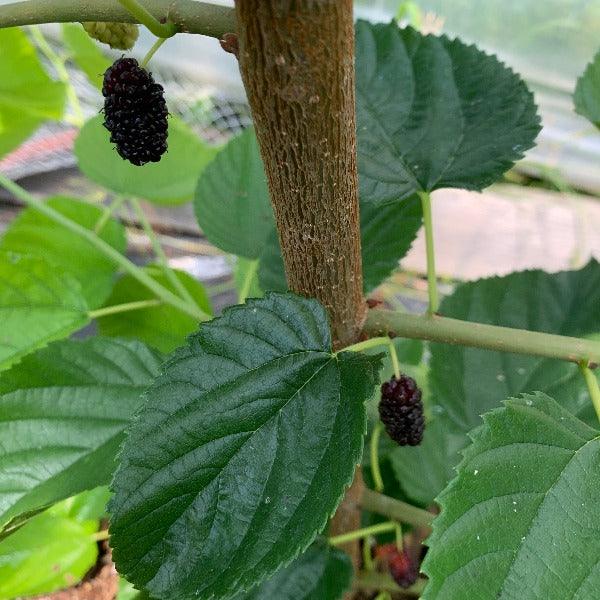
[421,391,600,594]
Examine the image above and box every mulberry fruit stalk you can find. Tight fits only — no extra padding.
[102,58,168,166]
[82,22,139,50]
[379,374,425,446]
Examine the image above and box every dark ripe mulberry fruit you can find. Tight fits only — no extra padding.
[102,58,168,166]
[389,549,419,589]
[379,374,424,446]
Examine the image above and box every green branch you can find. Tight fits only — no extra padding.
[94,195,127,233]
[361,488,434,530]
[0,0,236,39]
[128,198,197,309]
[0,174,210,322]
[329,521,397,546]
[29,25,84,127]
[117,0,176,38]
[370,423,385,494]
[141,36,168,67]
[88,299,162,319]
[366,309,600,364]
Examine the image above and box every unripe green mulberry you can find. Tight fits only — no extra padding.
[82,22,139,50]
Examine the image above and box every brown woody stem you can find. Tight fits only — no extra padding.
[234,0,366,347]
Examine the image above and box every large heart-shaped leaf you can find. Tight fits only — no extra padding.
[0,196,126,308]
[75,115,218,205]
[96,265,212,353]
[62,23,111,91]
[0,253,89,372]
[194,127,274,258]
[355,21,541,205]
[259,195,422,293]
[0,337,162,533]
[109,293,381,599]
[423,393,600,599]
[0,28,66,158]
[233,540,353,600]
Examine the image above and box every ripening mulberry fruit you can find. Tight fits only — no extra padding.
[82,22,139,50]
[102,58,168,166]
[389,549,419,589]
[379,374,424,445]
[374,544,419,589]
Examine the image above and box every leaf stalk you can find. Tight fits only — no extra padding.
[0,175,210,322]
[88,299,162,319]
[329,521,397,546]
[361,488,434,530]
[370,422,385,494]
[418,190,439,315]
[128,198,198,309]
[116,0,176,38]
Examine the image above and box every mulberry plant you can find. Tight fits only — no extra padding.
[0,1,599,600]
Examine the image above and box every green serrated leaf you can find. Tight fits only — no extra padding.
[0,509,98,598]
[109,293,381,599]
[0,337,162,534]
[118,577,140,600]
[75,115,219,205]
[259,195,422,293]
[0,196,126,308]
[0,28,66,158]
[0,252,89,372]
[232,540,353,600]
[431,260,600,433]
[62,23,111,91]
[388,417,464,507]
[355,21,541,205]
[393,261,600,507]
[195,127,274,258]
[96,265,213,353]
[574,49,600,128]
[360,194,422,291]
[423,393,600,599]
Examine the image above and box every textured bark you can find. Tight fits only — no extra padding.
[235,0,365,347]
[329,466,364,571]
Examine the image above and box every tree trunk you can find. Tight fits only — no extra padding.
[234,0,366,577]
[234,0,365,348]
